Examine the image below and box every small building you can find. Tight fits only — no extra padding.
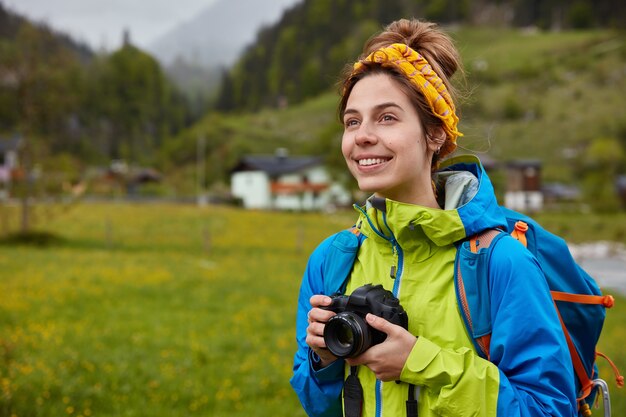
[0,134,22,200]
[230,149,351,210]
[542,182,581,204]
[504,159,543,212]
[89,160,163,197]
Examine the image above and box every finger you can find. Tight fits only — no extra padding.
[308,307,336,324]
[344,343,391,379]
[345,354,367,367]
[306,330,327,349]
[307,321,326,337]
[364,313,398,335]
[310,294,332,308]
[307,322,331,352]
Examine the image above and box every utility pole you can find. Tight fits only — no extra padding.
[19,137,32,234]
[197,134,207,207]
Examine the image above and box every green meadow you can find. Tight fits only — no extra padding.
[0,203,624,416]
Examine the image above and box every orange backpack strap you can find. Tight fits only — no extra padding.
[460,228,504,360]
[349,226,361,237]
[476,334,492,361]
[469,229,503,254]
[551,291,623,394]
[552,300,596,401]
[510,221,528,247]
[596,351,625,388]
[551,291,615,307]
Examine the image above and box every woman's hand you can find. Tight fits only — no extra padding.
[346,313,417,381]
[306,295,339,368]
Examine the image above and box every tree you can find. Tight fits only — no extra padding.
[582,137,625,212]
[85,43,189,164]
[2,23,86,233]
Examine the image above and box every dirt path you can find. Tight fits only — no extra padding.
[569,242,626,296]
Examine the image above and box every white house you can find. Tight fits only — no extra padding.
[504,160,543,212]
[230,149,351,210]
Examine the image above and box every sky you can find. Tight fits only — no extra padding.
[5,0,220,50]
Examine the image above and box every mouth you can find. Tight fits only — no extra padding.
[357,157,391,167]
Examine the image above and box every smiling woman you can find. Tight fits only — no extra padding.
[291,18,578,417]
[341,74,439,206]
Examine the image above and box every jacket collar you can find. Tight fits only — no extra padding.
[355,155,506,248]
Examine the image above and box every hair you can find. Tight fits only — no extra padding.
[338,19,464,168]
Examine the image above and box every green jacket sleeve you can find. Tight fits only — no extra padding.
[400,337,499,415]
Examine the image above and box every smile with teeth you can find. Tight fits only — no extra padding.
[358,158,390,166]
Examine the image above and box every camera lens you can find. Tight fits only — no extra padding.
[336,321,354,348]
[324,312,372,358]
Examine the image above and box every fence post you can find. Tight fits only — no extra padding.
[296,223,305,254]
[105,217,113,249]
[202,225,212,254]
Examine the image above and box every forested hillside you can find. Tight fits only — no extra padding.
[0,3,91,61]
[216,0,626,111]
[1,0,625,210]
[178,26,626,210]
[0,3,193,170]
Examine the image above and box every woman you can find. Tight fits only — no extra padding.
[290,18,576,417]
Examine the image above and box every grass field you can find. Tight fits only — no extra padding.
[0,203,624,416]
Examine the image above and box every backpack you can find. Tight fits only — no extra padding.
[322,206,622,416]
[456,206,623,416]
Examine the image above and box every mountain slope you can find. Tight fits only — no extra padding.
[215,0,626,112]
[0,2,92,62]
[164,27,626,208]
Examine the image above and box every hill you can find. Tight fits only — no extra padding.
[0,2,92,62]
[0,3,192,166]
[146,0,302,109]
[163,27,626,210]
[215,0,626,111]
[2,0,625,210]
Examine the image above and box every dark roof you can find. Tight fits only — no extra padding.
[542,182,581,200]
[0,135,22,152]
[231,154,324,176]
[131,168,162,183]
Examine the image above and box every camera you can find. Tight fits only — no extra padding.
[321,284,408,358]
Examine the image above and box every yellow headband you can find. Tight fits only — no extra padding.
[351,43,462,149]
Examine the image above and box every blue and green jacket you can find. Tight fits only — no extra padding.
[290,155,576,417]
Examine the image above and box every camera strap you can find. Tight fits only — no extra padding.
[343,366,363,417]
[343,368,419,417]
[406,384,419,417]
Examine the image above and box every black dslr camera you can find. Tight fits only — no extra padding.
[322,284,409,358]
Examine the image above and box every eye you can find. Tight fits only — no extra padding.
[344,118,360,128]
[380,113,397,123]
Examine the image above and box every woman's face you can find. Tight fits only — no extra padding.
[341,73,439,205]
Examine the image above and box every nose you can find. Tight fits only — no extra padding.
[353,121,378,146]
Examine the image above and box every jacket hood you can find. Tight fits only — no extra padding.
[356,155,507,247]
